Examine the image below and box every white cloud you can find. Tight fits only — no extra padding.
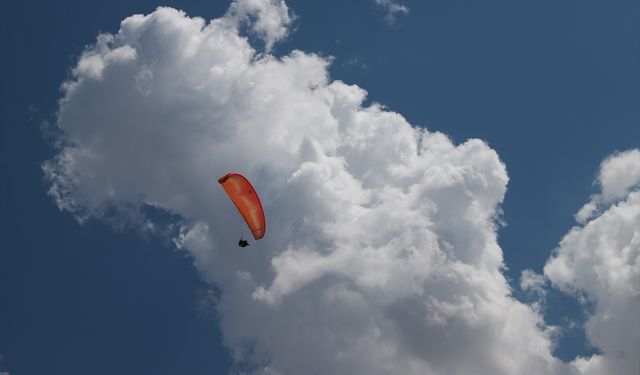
[224,0,293,51]
[545,149,640,375]
[43,2,640,374]
[575,149,640,223]
[574,199,597,225]
[521,269,547,298]
[374,0,409,24]
[599,149,640,202]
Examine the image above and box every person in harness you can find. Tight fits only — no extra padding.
[238,236,250,248]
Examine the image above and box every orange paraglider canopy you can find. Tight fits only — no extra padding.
[218,173,266,240]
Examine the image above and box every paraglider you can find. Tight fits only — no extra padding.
[218,172,266,247]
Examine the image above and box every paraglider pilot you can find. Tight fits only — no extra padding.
[238,237,250,248]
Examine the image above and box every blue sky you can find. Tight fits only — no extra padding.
[1,1,638,374]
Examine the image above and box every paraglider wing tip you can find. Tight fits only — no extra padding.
[252,228,265,240]
[218,173,237,184]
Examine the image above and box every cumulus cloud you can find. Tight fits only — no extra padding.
[224,0,293,51]
[545,149,640,375]
[374,0,409,24]
[599,149,640,201]
[575,149,640,223]
[521,269,547,298]
[42,1,633,374]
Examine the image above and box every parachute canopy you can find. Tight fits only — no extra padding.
[218,173,266,240]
